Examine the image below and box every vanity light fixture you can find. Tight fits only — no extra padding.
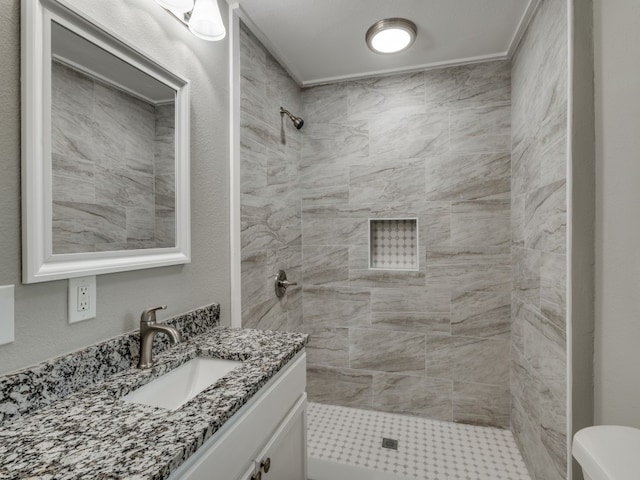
[366,18,417,54]
[156,0,226,41]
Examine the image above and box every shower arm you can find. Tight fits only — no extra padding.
[280,107,304,129]
[280,108,294,121]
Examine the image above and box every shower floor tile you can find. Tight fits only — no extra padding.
[307,402,531,480]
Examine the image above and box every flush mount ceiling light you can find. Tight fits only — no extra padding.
[156,0,226,41]
[366,18,417,54]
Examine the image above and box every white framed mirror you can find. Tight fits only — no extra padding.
[21,0,191,283]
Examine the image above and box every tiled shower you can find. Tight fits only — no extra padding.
[239,0,568,477]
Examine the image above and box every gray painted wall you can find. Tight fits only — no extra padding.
[0,0,230,375]
[510,0,568,478]
[594,0,640,427]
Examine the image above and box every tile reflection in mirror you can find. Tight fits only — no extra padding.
[50,21,176,254]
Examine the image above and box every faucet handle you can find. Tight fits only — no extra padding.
[141,305,167,324]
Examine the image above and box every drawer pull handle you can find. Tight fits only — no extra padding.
[251,471,261,480]
[261,457,271,473]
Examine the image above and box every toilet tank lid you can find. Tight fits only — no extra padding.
[573,426,640,480]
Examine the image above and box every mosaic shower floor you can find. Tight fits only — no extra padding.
[307,402,531,480]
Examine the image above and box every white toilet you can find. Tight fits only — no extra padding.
[573,425,640,480]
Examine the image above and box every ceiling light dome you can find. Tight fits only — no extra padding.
[366,18,417,54]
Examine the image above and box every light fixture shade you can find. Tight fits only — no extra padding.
[366,18,417,54]
[188,0,226,41]
[155,0,194,14]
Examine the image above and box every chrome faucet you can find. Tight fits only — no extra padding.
[137,305,182,369]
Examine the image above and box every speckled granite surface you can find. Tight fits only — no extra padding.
[0,307,308,479]
[0,304,220,426]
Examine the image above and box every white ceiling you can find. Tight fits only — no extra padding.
[235,0,540,87]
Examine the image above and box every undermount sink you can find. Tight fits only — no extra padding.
[122,357,242,410]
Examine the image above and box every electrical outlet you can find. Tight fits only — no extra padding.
[78,286,89,311]
[68,276,96,323]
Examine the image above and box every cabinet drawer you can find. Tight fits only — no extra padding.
[169,351,306,480]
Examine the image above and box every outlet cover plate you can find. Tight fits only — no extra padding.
[68,276,96,323]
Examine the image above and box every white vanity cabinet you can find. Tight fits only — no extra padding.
[169,351,307,480]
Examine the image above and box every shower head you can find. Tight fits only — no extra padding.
[280,107,304,130]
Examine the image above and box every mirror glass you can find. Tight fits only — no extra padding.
[22,0,190,283]
[51,21,177,254]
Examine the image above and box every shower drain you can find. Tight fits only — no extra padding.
[381,437,398,450]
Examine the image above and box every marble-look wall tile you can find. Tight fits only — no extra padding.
[302,82,348,124]
[426,262,511,293]
[523,309,566,401]
[371,312,450,335]
[306,366,373,409]
[512,194,525,248]
[511,0,568,476]
[451,291,510,339]
[424,61,511,109]
[426,334,510,386]
[540,252,567,331]
[347,72,425,119]
[350,329,426,375]
[450,200,510,247]
[426,246,511,266]
[456,336,509,385]
[241,188,301,251]
[373,374,453,421]
[425,152,510,201]
[155,207,175,248]
[239,19,305,338]
[241,249,268,317]
[512,348,566,480]
[154,104,176,247]
[125,207,155,245]
[52,201,127,253]
[453,381,510,428]
[512,246,541,306]
[301,121,369,166]
[303,286,371,328]
[301,185,349,206]
[51,154,95,204]
[369,107,449,159]
[450,105,511,154]
[349,269,427,288]
[511,296,527,354]
[421,202,452,245]
[349,159,426,205]
[524,179,567,254]
[95,166,155,210]
[302,245,349,286]
[302,326,349,368]
[371,287,449,313]
[51,61,175,253]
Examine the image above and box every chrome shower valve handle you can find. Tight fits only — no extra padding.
[273,270,298,298]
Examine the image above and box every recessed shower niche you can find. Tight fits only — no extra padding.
[368,218,418,271]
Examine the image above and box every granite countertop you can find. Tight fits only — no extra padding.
[0,326,308,480]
